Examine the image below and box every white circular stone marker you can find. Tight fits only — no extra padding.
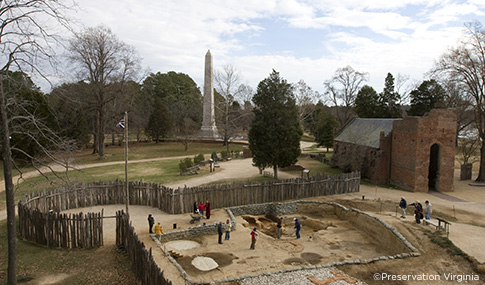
[164,240,200,251]
[191,256,219,271]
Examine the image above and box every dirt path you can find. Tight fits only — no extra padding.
[328,176,485,264]
[165,158,297,189]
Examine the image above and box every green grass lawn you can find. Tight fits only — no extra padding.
[295,153,341,176]
[70,141,244,165]
[0,141,245,211]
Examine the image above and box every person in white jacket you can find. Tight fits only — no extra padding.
[424,200,432,220]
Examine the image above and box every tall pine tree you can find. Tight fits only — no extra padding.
[354,85,382,118]
[380,73,401,118]
[248,70,302,179]
[407,80,446,116]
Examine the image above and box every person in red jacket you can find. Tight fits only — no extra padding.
[198,201,206,216]
[250,227,258,250]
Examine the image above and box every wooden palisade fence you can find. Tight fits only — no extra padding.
[18,206,103,249]
[18,172,360,248]
[116,210,172,285]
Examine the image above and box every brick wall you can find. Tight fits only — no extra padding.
[331,133,392,185]
[332,109,457,192]
[391,109,457,192]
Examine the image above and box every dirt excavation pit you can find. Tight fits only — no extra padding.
[160,202,414,283]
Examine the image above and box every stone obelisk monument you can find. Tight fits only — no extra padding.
[200,50,219,138]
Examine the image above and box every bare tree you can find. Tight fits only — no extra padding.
[179,117,200,151]
[0,1,74,283]
[68,25,141,160]
[293,80,320,130]
[214,64,252,151]
[324,66,368,126]
[431,21,485,181]
[394,73,413,106]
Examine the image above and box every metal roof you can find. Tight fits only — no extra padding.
[334,118,401,148]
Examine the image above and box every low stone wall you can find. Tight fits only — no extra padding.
[153,200,419,284]
[158,223,219,243]
[228,202,297,217]
[333,204,415,254]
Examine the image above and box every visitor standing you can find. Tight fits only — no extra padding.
[154,222,163,241]
[206,200,211,219]
[147,214,155,233]
[424,200,432,220]
[198,201,206,216]
[250,227,258,249]
[277,217,282,239]
[217,222,223,244]
[224,219,231,240]
[294,218,301,239]
[399,197,407,218]
[193,202,198,213]
[413,200,423,224]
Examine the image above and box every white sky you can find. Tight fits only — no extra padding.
[56,0,485,96]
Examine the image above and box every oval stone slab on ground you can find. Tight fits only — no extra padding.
[164,240,201,251]
[192,256,219,271]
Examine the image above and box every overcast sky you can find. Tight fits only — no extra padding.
[62,0,485,97]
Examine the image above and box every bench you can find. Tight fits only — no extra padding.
[423,219,439,229]
[436,216,452,237]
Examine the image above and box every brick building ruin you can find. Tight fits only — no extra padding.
[330,109,457,192]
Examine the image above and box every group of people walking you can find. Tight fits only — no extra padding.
[399,197,432,224]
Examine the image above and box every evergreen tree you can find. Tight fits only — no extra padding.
[407,79,446,116]
[354,85,382,118]
[248,70,302,179]
[3,72,59,160]
[49,82,91,148]
[314,107,339,151]
[146,98,171,143]
[380,73,401,118]
[142,71,202,135]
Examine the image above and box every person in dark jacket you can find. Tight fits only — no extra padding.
[399,197,407,218]
[205,201,211,219]
[277,217,282,239]
[147,214,154,233]
[411,200,423,224]
[294,218,301,239]
[217,222,223,244]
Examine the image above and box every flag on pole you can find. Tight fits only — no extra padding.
[117,117,125,129]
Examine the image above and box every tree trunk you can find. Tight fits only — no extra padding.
[273,165,278,180]
[97,108,105,160]
[476,140,485,182]
[0,78,18,285]
[92,130,98,155]
[460,163,473,180]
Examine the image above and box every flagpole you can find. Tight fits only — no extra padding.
[124,111,129,215]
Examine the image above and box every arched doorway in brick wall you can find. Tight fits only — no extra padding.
[428,144,441,191]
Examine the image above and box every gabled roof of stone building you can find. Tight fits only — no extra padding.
[334,118,401,148]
